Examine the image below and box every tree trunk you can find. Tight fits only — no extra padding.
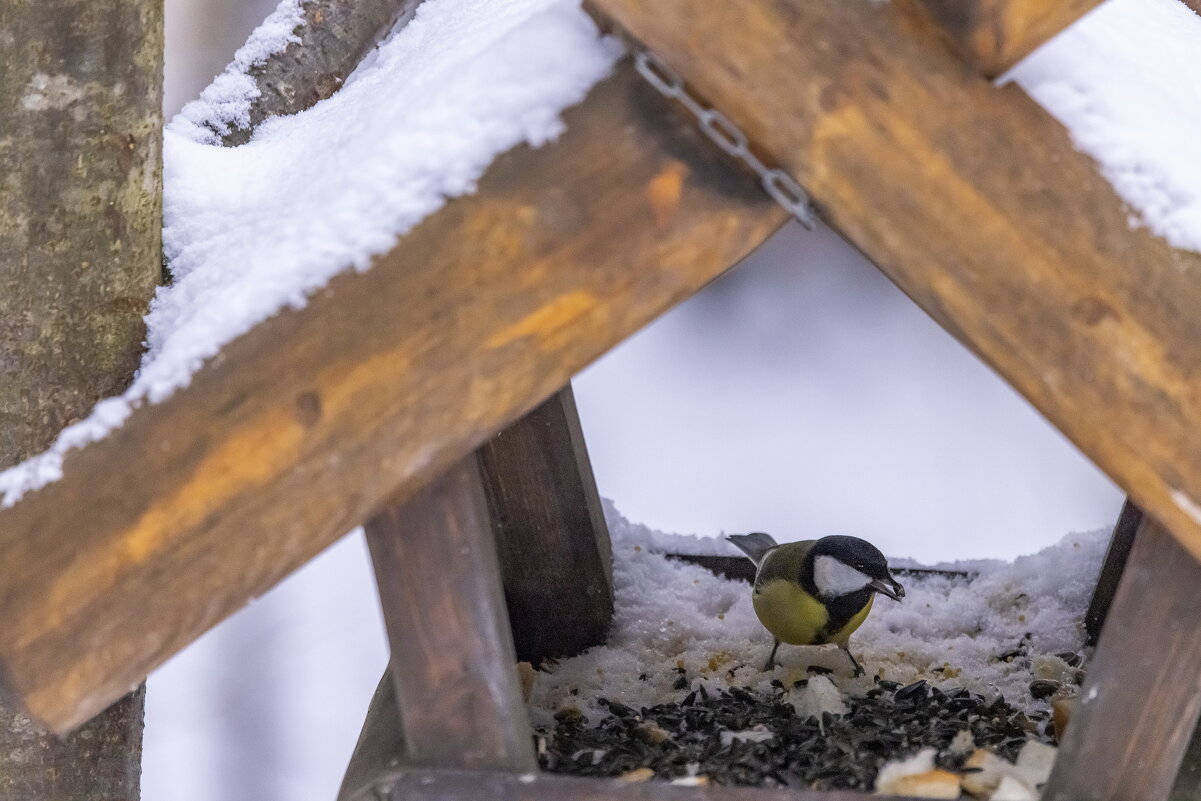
[0,0,162,797]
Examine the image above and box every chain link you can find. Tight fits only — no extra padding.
[633,49,817,230]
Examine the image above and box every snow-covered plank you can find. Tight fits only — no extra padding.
[0,65,786,734]
[1045,519,1201,801]
[366,458,538,773]
[593,0,1201,569]
[897,0,1103,77]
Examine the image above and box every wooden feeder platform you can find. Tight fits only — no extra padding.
[4,1,1201,800]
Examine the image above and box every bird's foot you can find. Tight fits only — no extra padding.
[763,640,782,672]
[842,647,865,677]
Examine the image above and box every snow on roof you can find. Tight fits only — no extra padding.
[0,0,619,506]
[526,502,1105,727]
[1008,0,1201,252]
[1,0,1198,506]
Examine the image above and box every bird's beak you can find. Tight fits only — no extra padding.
[869,576,905,602]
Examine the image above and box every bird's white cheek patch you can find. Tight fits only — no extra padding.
[814,555,872,597]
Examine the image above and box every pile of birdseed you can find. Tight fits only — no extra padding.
[537,674,1048,791]
[525,503,1102,794]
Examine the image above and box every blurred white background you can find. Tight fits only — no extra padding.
[145,3,1124,800]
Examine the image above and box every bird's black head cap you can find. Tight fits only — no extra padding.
[804,535,905,602]
[810,535,891,579]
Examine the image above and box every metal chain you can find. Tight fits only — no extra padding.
[633,48,817,230]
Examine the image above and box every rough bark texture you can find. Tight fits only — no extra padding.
[216,0,421,146]
[0,0,162,459]
[0,0,161,796]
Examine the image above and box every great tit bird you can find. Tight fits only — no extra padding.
[727,532,905,674]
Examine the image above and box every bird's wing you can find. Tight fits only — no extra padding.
[754,540,816,588]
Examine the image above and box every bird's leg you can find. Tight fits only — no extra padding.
[840,645,864,677]
[763,639,782,671]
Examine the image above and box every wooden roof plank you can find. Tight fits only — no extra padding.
[896,0,1103,77]
[591,0,1201,563]
[0,67,786,733]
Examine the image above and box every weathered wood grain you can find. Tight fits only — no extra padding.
[365,460,537,772]
[377,768,904,801]
[1085,499,1143,646]
[897,0,1103,76]
[1045,519,1201,801]
[479,385,614,664]
[0,64,785,732]
[591,0,1201,576]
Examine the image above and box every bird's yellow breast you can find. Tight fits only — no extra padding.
[752,580,874,646]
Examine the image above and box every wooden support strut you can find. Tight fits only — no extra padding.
[365,459,538,774]
[480,385,614,665]
[1044,518,1201,801]
[339,385,613,798]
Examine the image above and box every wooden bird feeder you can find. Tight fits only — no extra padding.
[3,1,1201,800]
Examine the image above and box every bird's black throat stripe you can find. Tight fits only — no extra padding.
[818,587,874,643]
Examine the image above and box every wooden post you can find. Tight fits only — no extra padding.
[365,459,538,773]
[479,385,613,664]
[1044,519,1201,801]
[1085,499,1143,646]
[342,384,611,796]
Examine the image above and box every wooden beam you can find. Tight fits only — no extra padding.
[1085,499,1143,646]
[365,460,537,772]
[0,65,785,733]
[376,768,902,801]
[1044,519,1201,801]
[590,0,1201,589]
[480,385,613,664]
[896,0,1103,77]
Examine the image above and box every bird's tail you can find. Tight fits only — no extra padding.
[726,532,778,566]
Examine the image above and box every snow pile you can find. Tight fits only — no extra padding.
[0,0,619,506]
[1009,0,1201,252]
[171,0,308,144]
[526,503,1105,728]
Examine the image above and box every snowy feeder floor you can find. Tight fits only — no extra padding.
[524,506,1105,799]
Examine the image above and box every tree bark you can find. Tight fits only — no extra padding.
[0,0,162,797]
[212,0,421,146]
